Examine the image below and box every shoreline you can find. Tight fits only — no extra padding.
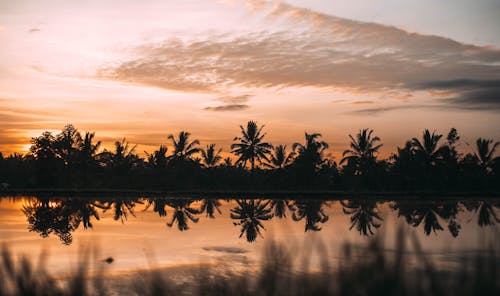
[1,188,499,199]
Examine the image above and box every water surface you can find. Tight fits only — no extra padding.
[0,196,498,276]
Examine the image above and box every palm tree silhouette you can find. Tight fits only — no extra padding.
[201,144,223,168]
[341,200,382,235]
[340,129,382,175]
[292,200,329,232]
[166,199,201,231]
[292,133,329,170]
[79,132,101,160]
[231,121,273,170]
[222,157,233,167]
[411,130,446,167]
[101,138,138,168]
[146,146,168,168]
[263,145,295,169]
[473,138,499,173]
[199,198,222,218]
[167,131,200,161]
[230,199,273,242]
[78,132,101,185]
[55,124,81,165]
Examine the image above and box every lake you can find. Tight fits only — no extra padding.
[1,195,498,281]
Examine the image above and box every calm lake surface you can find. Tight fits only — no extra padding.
[0,196,499,277]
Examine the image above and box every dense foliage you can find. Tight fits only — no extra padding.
[0,124,498,191]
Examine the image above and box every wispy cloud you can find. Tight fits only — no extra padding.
[204,94,251,111]
[204,104,249,111]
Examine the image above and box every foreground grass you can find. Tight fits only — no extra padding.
[1,230,499,296]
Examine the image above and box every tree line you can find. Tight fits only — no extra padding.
[0,122,498,191]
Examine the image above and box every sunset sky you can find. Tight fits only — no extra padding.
[1,0,499,160]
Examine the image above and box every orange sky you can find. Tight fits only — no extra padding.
[1,0,499,160]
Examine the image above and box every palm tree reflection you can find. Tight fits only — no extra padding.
[22,200,77,245]
[199,198,222,218]
[292,200,329,232]
[144,198,169,217]
[230,199,273,242]
[101,198,142,223]
[464,201,500,226]
[392,201,462,237]
[166,199,201,231]
[341,200,382,236]
[269,199,294,218]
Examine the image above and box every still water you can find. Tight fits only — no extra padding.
[0,196,498,277]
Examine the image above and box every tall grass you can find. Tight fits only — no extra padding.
[1,229,498,296]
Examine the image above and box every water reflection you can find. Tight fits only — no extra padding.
[230,199,273,242]
[13,196,500,244]
[341,200,382,235]
[391,201,462,237]
[166,198,201,231]
[292,200,329,232]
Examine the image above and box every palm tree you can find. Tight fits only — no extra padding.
[222,157,233,167]
[230,199,273,242]
[78,132,101,185]
[292,200,329,232]
[146,146,168,168]
[473,138,499,173]
[292,133,329,170]
[166,199,200,231]
[231,121,273,170]
[263,145,295,169]
[201,144,223,168]
[101,138,138,168]
[167,131,200,161]
[341,200,382,235]
[340,129,382,174]
[79,132,101,163]
[411,130,446,167]
[55,124,82,165]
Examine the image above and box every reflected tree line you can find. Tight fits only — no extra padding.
[0,123,499,191]
[19,197,499,245]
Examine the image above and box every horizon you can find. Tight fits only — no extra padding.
[1,0,499,159]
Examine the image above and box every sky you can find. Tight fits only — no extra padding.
[0,0,499,160]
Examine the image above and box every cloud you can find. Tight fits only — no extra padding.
[350,105,424,115]
[204,104,249,111]
[98,1,500,110]
[351,100,374,105]
[217,94,251,104]
[204,94,251,111]
[411,79,500,110]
